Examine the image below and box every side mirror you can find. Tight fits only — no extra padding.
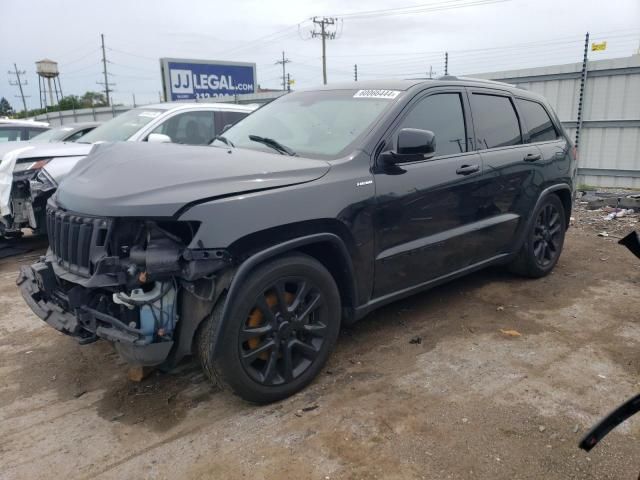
[147,133,172,144]
[382,128,436,165]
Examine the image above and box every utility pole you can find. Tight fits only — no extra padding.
[275,51,291,91]
[98,33,112,106]
[444,52,449,76]
[428,66,436,79]
[354,64,358,81]
[8,64,29,116]
[311,17,337,85]
[575,32,590,151]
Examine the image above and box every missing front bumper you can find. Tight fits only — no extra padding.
[17,262,174,366]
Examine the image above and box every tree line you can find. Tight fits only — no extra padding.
[0,91,110,119]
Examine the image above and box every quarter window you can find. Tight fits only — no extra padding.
[516,99,558,143]
[217,111,249,134]
[398,93,467,156]
[470,94,522,149]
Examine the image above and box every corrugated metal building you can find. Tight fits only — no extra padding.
[476,54,640,188]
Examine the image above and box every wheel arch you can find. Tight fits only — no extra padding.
[211,231,358,360]
[512,183,573,253]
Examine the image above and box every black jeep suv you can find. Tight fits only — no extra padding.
[18,78,576,403]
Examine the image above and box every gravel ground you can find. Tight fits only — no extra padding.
[1,203,640,480]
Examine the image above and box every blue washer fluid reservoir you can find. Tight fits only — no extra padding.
[113,282,178,345]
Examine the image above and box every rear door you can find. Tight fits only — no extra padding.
[467,89,540,257]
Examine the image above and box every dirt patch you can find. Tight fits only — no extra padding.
[1,214,640,479]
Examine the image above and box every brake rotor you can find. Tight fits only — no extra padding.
[246,290,294,359]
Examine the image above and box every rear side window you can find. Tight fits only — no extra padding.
[27,128,47,139]
[516,99,559,143]
[470,94,522,149]
[398,93,467,156]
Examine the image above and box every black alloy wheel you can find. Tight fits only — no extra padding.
[198,253,341,403]
[532,202,563,268]
[239,277,328,386]
[508,194,566,278]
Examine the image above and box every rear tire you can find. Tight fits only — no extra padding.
[509,194,566,278]
[197,253,341,404]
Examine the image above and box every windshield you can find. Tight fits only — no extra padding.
[219,89,400,159]
[29,126,72,143]
[77,108,163,143]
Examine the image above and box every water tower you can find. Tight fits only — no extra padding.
[36,59,63,109]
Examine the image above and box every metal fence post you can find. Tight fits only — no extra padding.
[575,32,590,151]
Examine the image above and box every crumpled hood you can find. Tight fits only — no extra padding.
[0,142,95,220]
[0,141,93,162]
[56,142,331,217]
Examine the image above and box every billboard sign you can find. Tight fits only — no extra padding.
[160,58,256,101]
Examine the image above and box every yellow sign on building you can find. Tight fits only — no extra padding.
[591,41,607,51]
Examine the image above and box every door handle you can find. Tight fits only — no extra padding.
[524,153,542,162]
[456,164,480,175]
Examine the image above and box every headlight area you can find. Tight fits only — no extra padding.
[19,215,232,367]
[10,158,55,232]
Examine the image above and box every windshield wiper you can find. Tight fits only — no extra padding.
[212,135,235,148]
[248,135,296,156]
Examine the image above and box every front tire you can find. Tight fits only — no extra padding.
[509,194,566,278]
[198,253,341,404]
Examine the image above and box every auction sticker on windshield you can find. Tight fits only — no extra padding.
[353,89,401,99]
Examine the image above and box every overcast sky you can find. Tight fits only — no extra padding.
[2,0,639,109]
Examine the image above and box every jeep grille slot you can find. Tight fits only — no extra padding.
[47,206,111,277]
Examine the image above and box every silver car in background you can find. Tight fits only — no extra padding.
[28,122,101,143]
[0,102,257,238]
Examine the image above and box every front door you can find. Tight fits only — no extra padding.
[373,89,488,298]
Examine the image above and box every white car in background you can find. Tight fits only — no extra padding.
[0,119,50,142]
[0,102,257,238]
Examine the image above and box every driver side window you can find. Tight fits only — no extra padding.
[398,93,467,157]
[150,111,215,145]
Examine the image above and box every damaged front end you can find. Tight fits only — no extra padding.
[18,198,232,367]
[3,160,57,236]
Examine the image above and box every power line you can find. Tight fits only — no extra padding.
[8,63,29,116]
[58,48,101,67]
[331,0,509,19]
[311,17,338,85]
